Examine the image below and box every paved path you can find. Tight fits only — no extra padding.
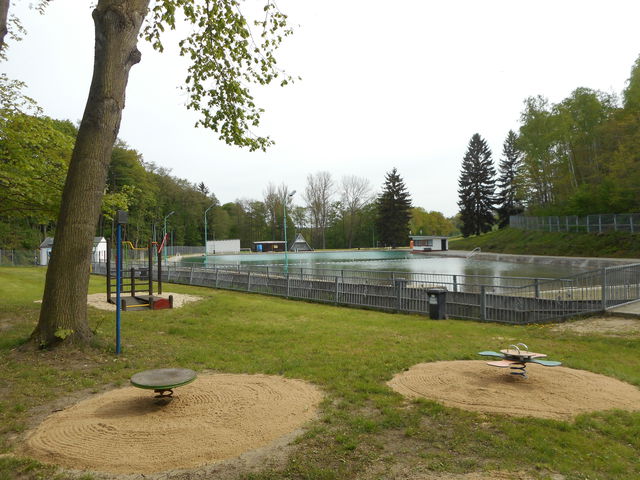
[608,300,640,317]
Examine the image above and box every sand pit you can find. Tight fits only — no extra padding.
[22,373,323,474]
[86,292,202,310]
[388,361,640,420]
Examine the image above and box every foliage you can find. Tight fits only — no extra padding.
[495,130,524,228]
[409,208,456,236]
[0,113,74,223]
[515,55,640,215]
[375,168,412,247]
[144,0,296,151]
[457,133,496,237]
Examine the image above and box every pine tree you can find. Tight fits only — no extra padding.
[496,130,524,228]
[376,168,412,247]
[457,134,496,237]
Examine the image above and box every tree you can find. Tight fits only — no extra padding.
[30,1,295,347]
[339,175,372,248]
[495,130,524,228]
[375,168,412,247]
[303,171,334,249]
[457,134,496,237]
[409,208,455,236]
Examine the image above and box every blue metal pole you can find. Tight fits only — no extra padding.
[116,222,122,355]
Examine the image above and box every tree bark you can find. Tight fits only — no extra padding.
[32,0,149,347]
[0,0,9,51]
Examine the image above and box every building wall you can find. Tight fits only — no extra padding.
[206,239,241,254]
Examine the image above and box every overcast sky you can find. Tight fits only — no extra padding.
[5,0,640,216]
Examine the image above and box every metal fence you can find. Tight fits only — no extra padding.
[0,249,39,266]
[510,214,640,233]
[91,260,640,324]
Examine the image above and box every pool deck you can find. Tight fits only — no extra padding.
[608,300,640,318]
[425,250,640,269]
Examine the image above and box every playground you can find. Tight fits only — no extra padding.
[2,267,640,479]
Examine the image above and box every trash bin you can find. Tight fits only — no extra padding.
[427,288,447,319]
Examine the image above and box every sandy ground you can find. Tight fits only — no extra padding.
[20,373,322,475]
[551,316,640,336]
[86,292,202,310]
[34,292,203,310]
[388,361,640,421]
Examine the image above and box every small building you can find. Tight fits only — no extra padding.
[289,233,313,252]
[252,240,286,253]
[409,235,449,252]
[206,239,241,255]
[39,236,108,266]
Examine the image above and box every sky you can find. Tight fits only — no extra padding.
[5,0,640,216]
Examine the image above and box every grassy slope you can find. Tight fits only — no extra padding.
[0,268,639,479]
[449,228,640,258]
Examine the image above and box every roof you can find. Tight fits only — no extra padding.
[39,237,106,248]
[253,240,286,244]
[409,235,449,240]
[289,233,313,251]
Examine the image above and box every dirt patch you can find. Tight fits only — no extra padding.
[20,373,322,475]
[388,361,640,421]
[551,316,640,336]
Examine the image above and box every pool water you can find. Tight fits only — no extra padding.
[182,250,589,279]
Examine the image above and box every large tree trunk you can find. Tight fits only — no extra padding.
[0,0,9,51]
[31,0,149,347]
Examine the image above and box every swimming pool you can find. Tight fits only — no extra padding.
[181,250,590,279]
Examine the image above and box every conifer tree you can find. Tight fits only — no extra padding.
[496,130,524,228]
[376,168,412,247]
[457,134,496,237]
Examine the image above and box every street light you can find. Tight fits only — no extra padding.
[204,202,216,265]
[163,211,175,262]
[283,190,296,274]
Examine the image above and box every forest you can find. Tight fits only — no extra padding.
[3,52,640,250]
[514,54,640,215]
[0,110,455,250]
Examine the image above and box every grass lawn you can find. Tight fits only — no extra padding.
[1,267,639,479]
[449,228,640,259]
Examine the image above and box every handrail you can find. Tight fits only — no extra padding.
[466,247,481,259]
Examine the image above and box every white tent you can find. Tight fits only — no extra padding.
[289,233,313,252]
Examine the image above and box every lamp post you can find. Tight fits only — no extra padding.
[283,190,296,274]
[204,202,216,265]
[163,211,175,262]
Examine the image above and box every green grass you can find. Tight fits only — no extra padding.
[449,228,640,258]
[1,267,640,479]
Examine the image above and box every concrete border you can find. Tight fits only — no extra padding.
[422,250,640,269]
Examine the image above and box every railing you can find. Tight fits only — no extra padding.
[510,213,640,233]
[466,247,481,259]
[91,260,640,324]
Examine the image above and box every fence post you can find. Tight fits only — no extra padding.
[215,268,219,288]
[334,276,339,305]
[286,273,290,299]
[534,279,540,299]
[453,275,458,293]
[480,286,487,321]
[247,271,251,292]
[131,267,136,296]
[189,265,194,285]
[602,268,607,310]
[598,215,602,233]
[614,215,618,232]
[631,216,635,234]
